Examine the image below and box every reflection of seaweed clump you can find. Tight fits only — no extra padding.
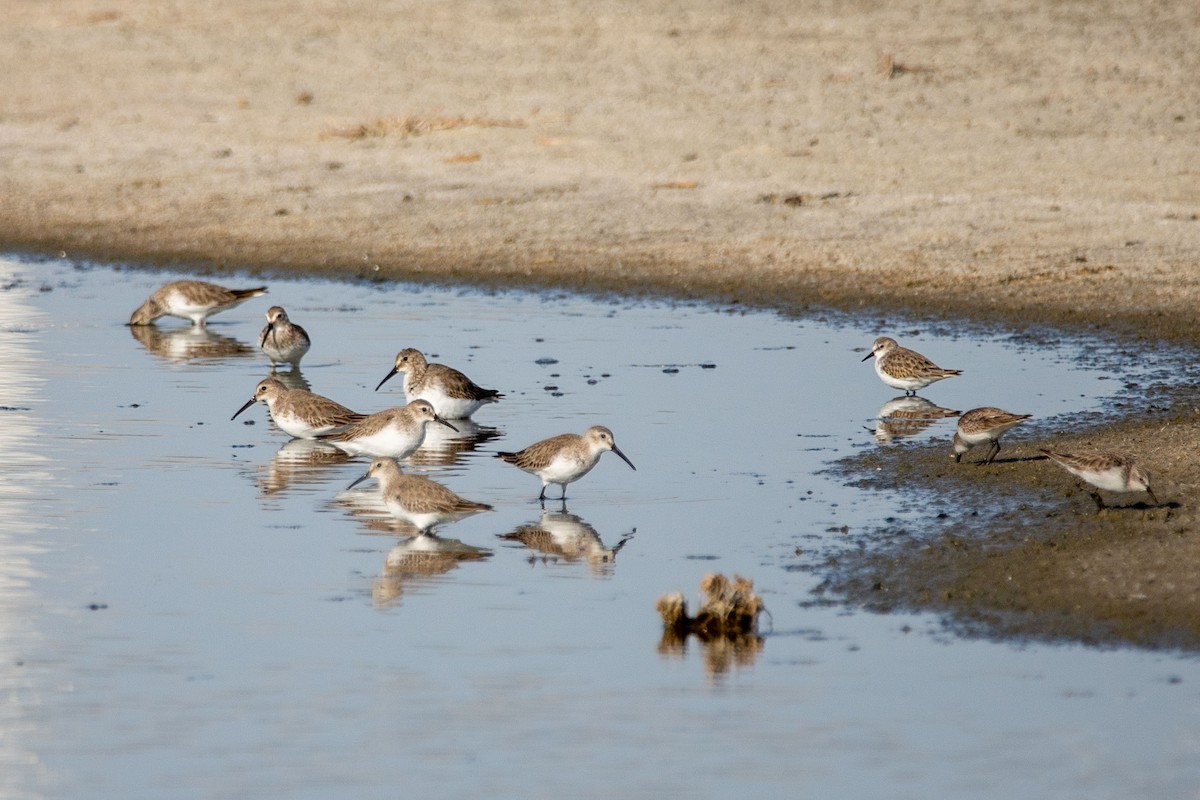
[658,573,765,640]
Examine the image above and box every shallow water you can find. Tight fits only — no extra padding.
[1,255,1197,799]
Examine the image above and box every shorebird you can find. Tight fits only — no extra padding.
[317,399,457,458]
[951,407,1032,464]
[258,306,311,369]
[375,347,503,419]
[347,457,493,534]
[862,336,962,395]
[496,425,636,501]
[231,377,364,439]
[129,280,267,326]
[1040,449,1158,510]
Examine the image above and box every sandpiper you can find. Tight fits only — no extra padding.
[862,336,962,395]
[317,399,457,458]
[258,306,311,369]
[952,407,1032,464]
[375,347,503,419]
[1040,449,1158,510]
[231,377,364,439]
[496,425,636,500]
[348,457,493,534]
[129,280,267,326]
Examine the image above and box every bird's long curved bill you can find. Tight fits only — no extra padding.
[347,472,372,490]
[612,445,636,471]
[231,396,257,420]
[374,368,399,392]
[434,415,460,433]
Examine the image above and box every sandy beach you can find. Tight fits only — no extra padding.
[3,0,1199,645]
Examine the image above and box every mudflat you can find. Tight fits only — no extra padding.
[3,0,1199,646]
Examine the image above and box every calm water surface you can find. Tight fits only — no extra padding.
[1,256,1196,799]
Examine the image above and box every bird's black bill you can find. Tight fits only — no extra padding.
[231,396,256,420]
[434,415,460,433]
[612,445,636,471]
[374,368,399,392]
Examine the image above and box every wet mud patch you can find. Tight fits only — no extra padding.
[818,384,1200,650]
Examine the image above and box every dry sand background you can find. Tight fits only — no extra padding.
[2,0,1199,646]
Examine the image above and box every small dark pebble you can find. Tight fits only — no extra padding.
[544,385,559,391]
[535,357,558,365]
[662,368,679,374]
[587,379,598,385]
[231,444,254,449]
[243,420,255,425]
[700,363,716,369]
[87,603,108,611]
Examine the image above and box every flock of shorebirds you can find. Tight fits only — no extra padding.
[129,277,1157,536]
[130,279,637,538]
[862,335,1157,511]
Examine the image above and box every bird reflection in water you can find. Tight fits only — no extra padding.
[254,438,351,498]
[128,323,255,363]
[371,534,492,608]
[868,395,960,444]
[406,417,502,469]
[498,506,634,576]
[262,368,312,392]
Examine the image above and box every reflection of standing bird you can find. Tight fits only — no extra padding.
[375,347,503,419]
[862,336,961,395]
[318,400,457,458]
[348,457,493,534]
[951,407,1031,464]
[258,306,311,369]
[497,426,636,501]
[871,395,960,444]
[129,280,267,326]
[499,509,632,573]
[231,377,363,439]
[1040,449,1158,510]
[128,324,255,362]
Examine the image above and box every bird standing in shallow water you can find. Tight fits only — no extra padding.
[129,280,267,326]
[317,399,457,458]
[258,306,311,369]
[375,347,503,420]
[348,457,493,534]
[1040,449,1158,510]
[862,336,962,395]
[496,425,636,501]
[231,377,363,439]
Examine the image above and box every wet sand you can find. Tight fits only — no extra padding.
[4,0,1200,646]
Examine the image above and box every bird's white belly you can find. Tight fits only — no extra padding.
[410,385,479,420]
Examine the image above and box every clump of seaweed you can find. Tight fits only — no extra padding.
[657,574,766,675]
